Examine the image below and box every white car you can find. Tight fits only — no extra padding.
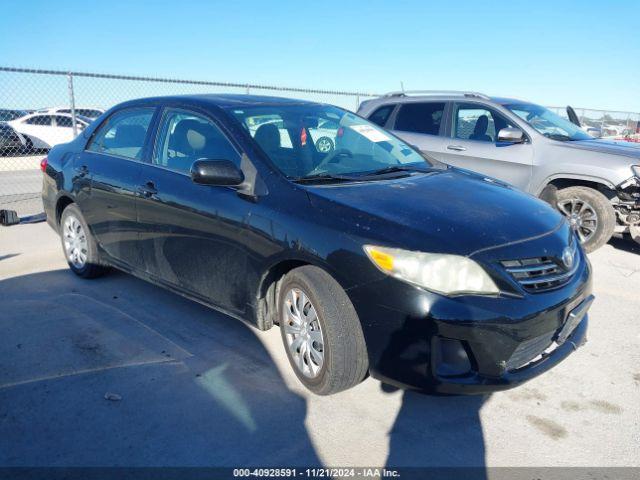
[36,106,105,119]
[249,118,340,152]
[8,113,91,150]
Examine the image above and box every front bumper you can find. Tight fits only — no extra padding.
[347,242,592,394]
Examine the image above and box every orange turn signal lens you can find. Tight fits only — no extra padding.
[366,247,394,271]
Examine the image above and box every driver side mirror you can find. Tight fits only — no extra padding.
[497,127,525,144]
[190,159,244,186]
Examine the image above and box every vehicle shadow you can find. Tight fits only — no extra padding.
[0,269,321,468]
[385,391,488,479]
[608,235,640,254]
[379,313,488,479]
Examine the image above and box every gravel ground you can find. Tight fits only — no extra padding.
[0,221,638,474]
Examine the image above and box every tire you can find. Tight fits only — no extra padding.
[316,136,334,154]
[278,265,368,395]
[556,186,616,253]
[59,204,109,278]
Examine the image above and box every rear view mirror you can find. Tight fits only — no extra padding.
[190,159,244,186]
[497,127,525,144]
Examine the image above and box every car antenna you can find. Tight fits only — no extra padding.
[400,81,405,93]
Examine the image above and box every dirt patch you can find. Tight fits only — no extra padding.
[561,401,583,412]
[589,400,623,414]
[526,415,567,440]
[508,388,547,402]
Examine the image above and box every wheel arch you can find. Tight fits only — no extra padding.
[254,256,349,331]
[55,195,75,227]
[255,258,313,331]
[536,175,617,203]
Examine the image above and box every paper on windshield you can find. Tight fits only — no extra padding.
[349,124,390,142]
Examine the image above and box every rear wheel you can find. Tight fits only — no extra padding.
[60,204,109,278]
[556,186,616,253]
[278,266,368,395]
[21,138,33,155]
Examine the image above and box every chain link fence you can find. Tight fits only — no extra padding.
[548,106,640,140]
[1,66,639,218]
[0,67,378,217]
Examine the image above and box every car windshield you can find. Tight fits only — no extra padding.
[228,104,430,180]
[504,103,592,141]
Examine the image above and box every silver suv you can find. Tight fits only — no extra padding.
[358,91,640,252]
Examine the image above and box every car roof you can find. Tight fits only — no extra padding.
[365,94,534,106]
[115,93,322,109]
[38,106,104,112]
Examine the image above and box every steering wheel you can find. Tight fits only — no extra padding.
[310,148,353,174]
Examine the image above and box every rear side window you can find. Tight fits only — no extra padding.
[26,115,52,126]
[394,102,445,135]
[368,105,394,127]
[88,108,154,160]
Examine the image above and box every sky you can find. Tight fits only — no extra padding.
[1,0,639,112]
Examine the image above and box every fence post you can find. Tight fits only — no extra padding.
[67,72,78,137]
[246,84,250,95]
[355,94,360,111]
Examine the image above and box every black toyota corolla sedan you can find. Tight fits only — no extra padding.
[41,94,593,395]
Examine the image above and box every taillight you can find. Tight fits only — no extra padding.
[40,157,48,172]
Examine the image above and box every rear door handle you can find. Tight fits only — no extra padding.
[138,181,158,198]
[447,145,467,152]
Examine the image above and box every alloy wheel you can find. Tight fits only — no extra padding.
[557,197,598,243]
[63,215,88,268]
[316,137,334,154]
[283,288,325,378]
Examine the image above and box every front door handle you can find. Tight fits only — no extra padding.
[138,181,158,198]
[447,145,467,152]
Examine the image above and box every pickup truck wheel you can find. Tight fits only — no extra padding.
[556,186,616,253]
[60,204,109,278]
[278,265,368,395]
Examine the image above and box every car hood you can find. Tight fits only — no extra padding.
[556,138,640,160]
[305,167,564,256]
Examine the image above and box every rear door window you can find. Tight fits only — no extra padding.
[55,116,74,128]
[88,108,154,160]
[394,102,445,135]
[26,115,52,126]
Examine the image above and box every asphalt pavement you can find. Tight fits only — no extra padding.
[0,222,638,473]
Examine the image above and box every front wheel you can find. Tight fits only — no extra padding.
[556,186,616,253]
[278,266,368,395]
[60,204,109,278]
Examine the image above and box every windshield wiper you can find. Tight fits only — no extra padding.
[358,164,433,177]
[291,173,361,184]
[292,164,433,184]
[544,133,574,142]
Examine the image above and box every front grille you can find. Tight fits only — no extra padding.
[506,331,556,371]
[501,246,579,293]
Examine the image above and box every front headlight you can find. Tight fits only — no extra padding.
[364,245,500,296]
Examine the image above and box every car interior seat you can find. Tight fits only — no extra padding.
[470,115,493,142]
